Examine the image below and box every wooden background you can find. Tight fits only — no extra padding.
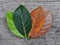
[0,0,60,45]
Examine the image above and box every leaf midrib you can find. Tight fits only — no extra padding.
[20,7,27,39]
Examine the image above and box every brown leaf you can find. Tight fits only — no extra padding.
[28,6,45,37]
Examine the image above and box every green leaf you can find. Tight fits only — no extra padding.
[6,12,25,38]
[13,5,32,39]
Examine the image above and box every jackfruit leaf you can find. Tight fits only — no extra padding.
[13,5,32,39]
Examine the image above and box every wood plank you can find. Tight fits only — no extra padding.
[0,0,60,45]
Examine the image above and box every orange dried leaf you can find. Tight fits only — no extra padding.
[28,6,45,37]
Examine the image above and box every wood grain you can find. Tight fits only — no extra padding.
[0,0,60,45]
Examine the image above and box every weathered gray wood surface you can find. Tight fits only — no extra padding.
[0,0,60,45]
